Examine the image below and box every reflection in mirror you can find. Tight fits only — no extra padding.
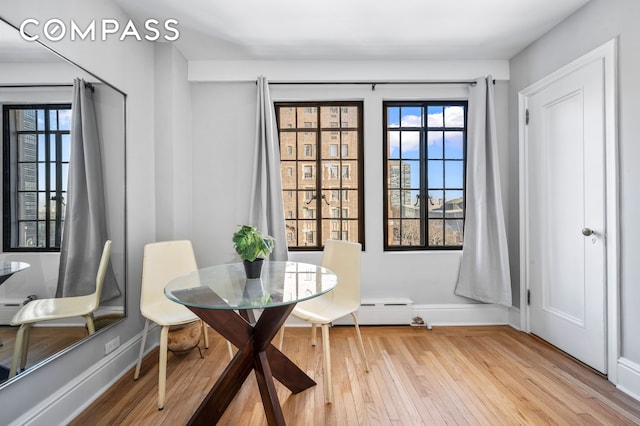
[0,17,126,388]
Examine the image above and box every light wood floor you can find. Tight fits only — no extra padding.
[72,326,640,425]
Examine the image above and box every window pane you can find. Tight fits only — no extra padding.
[14,109,36,131]
[49,166,57,190]
[341,131,356,159]
[58,109,71,131]
[281,163,297,189]
[49,110,58,130]
[406,160,420,189]
[61,164,69,191]
[279,132,296,160]
[38,134,46,161]
[18,164,37,191]
[18,134,38,162]
[279,107,296,129]
[428,190,444,219]
[387,219,400,245]
[401,190,420,218]
[445,190,464,218]
[444,131,464,159]
[446,219,465,245]
[320,106,339,128]
[341,106,359,128]
[39,193,48,219]
[428,160,443,188]
[38,163,46,191]
[445,160,464,188]
[427,106,443,127]
[400,131,420,159]
[19,222,37,247]
[49,220,57,246]
[387,107,400,128]
[297,132,316,159]
[298,220,316,247]
[427,131,443,159]
[36,110,44,130]
[297,107,317,129]
[285,220,298,246]
[401,219,421,246]
[387,190,401,218]
[341,160,358,184]
[300,162,315,180]
[401,107,421,127]
[61,134,71,161]
[428,219,444,246]
[18,193,37,220]
[444,106,465,128]
[387,131,400,159]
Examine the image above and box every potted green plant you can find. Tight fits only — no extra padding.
[232,225,275,278]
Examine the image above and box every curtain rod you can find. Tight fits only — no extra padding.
[264,80,496,90]
[0,82,95,92]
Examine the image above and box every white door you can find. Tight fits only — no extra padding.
[525,58,606,373]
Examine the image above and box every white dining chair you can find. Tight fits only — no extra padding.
[9,240,112,378]
[279,239,370,403]
[133,240,210,410]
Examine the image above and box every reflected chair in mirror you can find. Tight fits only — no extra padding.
[9,240,112,378]
[279,239,370,403]
[134,240,231,410]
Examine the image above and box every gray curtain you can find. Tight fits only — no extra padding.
[56,78,120,301]
[248,76,288,261]
[454,76,511,306]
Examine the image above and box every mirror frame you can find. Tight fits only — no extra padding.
[0,15,128,389]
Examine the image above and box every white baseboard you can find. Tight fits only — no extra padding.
[412,303,511,326]
[9,325,159,426]
[617,357,640,401]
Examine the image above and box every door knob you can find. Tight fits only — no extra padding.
[582,228,595,236]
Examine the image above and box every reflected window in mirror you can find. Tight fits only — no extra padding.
[2,104,72,251]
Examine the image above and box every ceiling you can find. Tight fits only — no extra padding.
[117,0,591,61]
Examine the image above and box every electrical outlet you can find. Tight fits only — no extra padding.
[105,336,120,355]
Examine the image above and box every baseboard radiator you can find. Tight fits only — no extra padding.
[332,298,414,326]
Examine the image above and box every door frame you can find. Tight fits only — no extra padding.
[518,38,618,381]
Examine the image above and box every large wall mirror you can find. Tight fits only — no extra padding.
[0,17,126,388]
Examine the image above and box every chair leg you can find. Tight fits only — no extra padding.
[19,324,32,372]
[158,325,169,410]
[85,315,96,335]
[351,312,370,372]
[134,319,150,380]
[200,320,209,349]
[321,323,333,404]
[311,323,318,346]
[9,324,30,378]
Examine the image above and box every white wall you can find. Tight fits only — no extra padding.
[188,69,511,306]
[0,1,156,424]
[509,0,640,373]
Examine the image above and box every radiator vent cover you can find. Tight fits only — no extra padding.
[333,298,414,326]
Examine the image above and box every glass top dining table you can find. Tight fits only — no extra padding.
[164,261,337,426]
[165,261,337,311]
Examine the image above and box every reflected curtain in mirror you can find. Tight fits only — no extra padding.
[56,78,120,301]
[249,76,288,261]
[454,76,511,306]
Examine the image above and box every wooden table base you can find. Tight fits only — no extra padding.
[186,303,315,426]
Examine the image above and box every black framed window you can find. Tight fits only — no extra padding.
[383,101,467,250]
[3,104,72,251]
[276,102,364,250]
